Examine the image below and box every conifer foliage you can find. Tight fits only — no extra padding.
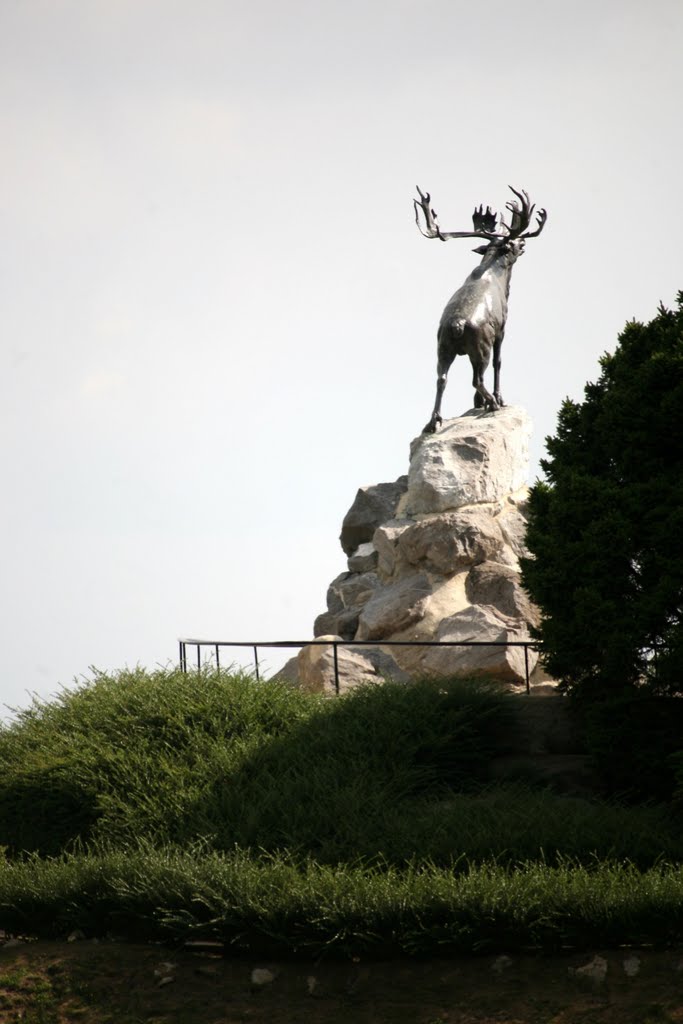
[522,293,683,695]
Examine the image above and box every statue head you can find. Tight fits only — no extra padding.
[472,236,526,266]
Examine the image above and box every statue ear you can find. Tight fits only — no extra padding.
[472,245,489,255]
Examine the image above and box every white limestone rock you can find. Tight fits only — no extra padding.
[397,510,506,575]
[402,406,532,515]
[421,605,538,684]
[296,636,408,694]
[497,494,533,560]
[307,404,552,693]
[373,519,413,579]
[340,478,408,555]
[356,572,432,641]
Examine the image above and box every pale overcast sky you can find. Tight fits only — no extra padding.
[2,0,681,715]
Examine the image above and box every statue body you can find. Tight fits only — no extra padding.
[414,187,546,433]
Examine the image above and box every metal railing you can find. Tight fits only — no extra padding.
[178,637,541,695]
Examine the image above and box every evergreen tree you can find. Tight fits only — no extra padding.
[522,293,683,696]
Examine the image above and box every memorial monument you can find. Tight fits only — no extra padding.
[414,186,546,432]
[282,187,550,694]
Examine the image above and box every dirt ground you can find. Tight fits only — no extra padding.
[3,939,683,1023]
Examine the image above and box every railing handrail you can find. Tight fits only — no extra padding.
[178,636,542,695]
[178,637,539,648]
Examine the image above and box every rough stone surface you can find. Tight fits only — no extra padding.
[274,655,300,685]
[497,496,532,559]
[313,608,361,642]
[332,572,381,610]
[402,406,532,515]
[348,542,378,573]
[420,605,539,683]
[398,511,505,575]
[373,520,413,579]
[312,611,338,638]
[299,406,553,693]
[314,571,383,640]
[296,636,408,694]
[623,956,641,978]
[325,573,347,615]
[465,561,540,627]
[251,968,276,987]
[340,477,408,556]
[356,572,432,641]
[572,956,608,984]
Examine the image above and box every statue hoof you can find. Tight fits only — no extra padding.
[422,416,442,434]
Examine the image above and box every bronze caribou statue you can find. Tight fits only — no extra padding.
[414,186,547,433]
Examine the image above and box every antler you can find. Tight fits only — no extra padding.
[521,205,547,238]
[413,186,443,239]
[414,186,547,243]
[501,186,547,239]
[414,186,502,242]
[472,204,498,234]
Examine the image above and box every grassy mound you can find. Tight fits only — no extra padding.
[1,667,683,953]
[0,666,678,866]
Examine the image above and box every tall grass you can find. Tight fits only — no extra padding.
[0,667,680,867]
[2,846,683,955]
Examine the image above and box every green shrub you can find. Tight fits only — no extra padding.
[522,295,683,698]
[0,669,512,857]
[1,667,682,869]
[193,674,513,857]
[0,763,101,857]
[580,691,683,802]
[0,666,315,855]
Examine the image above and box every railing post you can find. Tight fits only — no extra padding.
[197,643,201,673]
[333,641,340,695]
[179,641,186,673]
[215,644,220,670]
[253,645,260,682]
[524,643,530,694]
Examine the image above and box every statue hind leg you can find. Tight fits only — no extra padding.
[423,353,453,434]
[470,329,498,411]
[423,372,447,433]
[471,359,498,411]
[493,334,505,407]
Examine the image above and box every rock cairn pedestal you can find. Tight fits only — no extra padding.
[287,407,552,694]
